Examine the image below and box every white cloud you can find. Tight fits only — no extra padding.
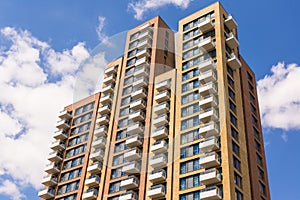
[257,62,300,130]
[0,180,25,200]
[0,26,103,198]
[128,0,193,20]
[281,132,288,142]
[96,16,111,45]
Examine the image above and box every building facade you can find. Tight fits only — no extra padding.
[39,2,270,200]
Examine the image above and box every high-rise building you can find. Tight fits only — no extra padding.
[39,2,270,200]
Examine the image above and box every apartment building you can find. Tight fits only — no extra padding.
[39,2,270,200]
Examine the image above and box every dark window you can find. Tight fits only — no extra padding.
[259,182,266,195]
[230,113,237,126]
[229,88,235,101]
[235,189,243,200]
[250,93,255,104]
[253,127,260,139]
[234,172,242,188]
[231,126,239,141]
[247,72,253,83]
[227,65,234,77]
[252,115,258,127]
[256,153,263,166]
[229,100,236,113]
[248,82,254,93]
[232,141,240,156]
[233,156,241,171]
[228,75,235,89]
[255,140,262,153]
[258,167,265,180]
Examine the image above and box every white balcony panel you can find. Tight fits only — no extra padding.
[98,105,111,115]
[130,99,146,110]
[94,126,108,137]
[92,137,106,148]
[199,152,221,168]
[199,136,219,153]
[122,162,140,174]
[200,186,222,200]
[56,120,70,130]
[224,15,238,30]
[96,115,110,125]
[134,66,149,77]
[38,189,55,199]
[200,168,222,185]
[126,135,143,148]
[129,110,145,122]
[127,123,144,134]
[103,75,116,84]
[198,37,214,50]
[150,155,167,169]
[227,53,242,70]
[199,95,218,108]
[90,150,104,162]
[131,88,147,99]
[198,59,215,72]
[42,175,57,187]
[199,107,218,122]
[148,185,166,198]
[101,84,114,94]
[198,18,214,32]
[149,170,166,183]
[199,82,217,95]
[87,162,102,174]
[199,70,217,83]
[153,115,168,127]
[50,140,65,151]
[135,57,148,67]
[154,102,169,115]
[44,163,60,174]
[82,189,98,200]
[105,67,117,75]
[58,110,72,119]
[120,176,139,190]
[100,94,112,104]
[53,130,68,140]
[119,191,138,200]
[226,33,239,49]
[199,122,219,138]
[155,80,170,91]
[154,91,170,103]
[152,127,168,140]
[124,148,142,161]
[48,151,63,162]
[85,175,100,187]
[133,77,148,88]
[151,140,168,154]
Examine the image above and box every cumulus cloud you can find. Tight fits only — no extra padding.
[257,62,300,130]
[96,16,111,46]
[0,26,106,199]
[128,0,193,20]
[0,180,25,200]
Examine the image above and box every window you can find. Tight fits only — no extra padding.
[235,189,243,200]
[180,191,200,200]
[181,103,200,117]
[109,181,123,193]
[57,181,79,195]
[119,107,130,117]
[75,102,94,116]
[180,144,200,158]
[182,68,199,81]
[230,113,237,126]
[231,126,239,141]
[111,167,125,179]
[181,91,200,105]
[258,167,265,180]
[250,104,257,114]
[181,129,200,145]
[122,86,133,95]
[116,130,129,140]
[125,67,134,76]
[252,115,258,127]
[248,82,254,93]
[259,182,266,195]
[180,159,200,174]
[65,144,87,158]
[256,153,263,166]
[113,154,126,166]
[181,116,200,130]
[60,168,82,182]
[114,142,128,152]
[124,76,134,86]
[180,174,201,190]
[182,79,199,93]
[247,72,253,82]
[227,65,234,77]
[68,133,88,147]
[71,122,91,136]
[250,93,255,104]
[233,156,241,171]
[228,87,235,101]
[73,112,93,125]
[234,172,242,188]
[253,127,260,139]
[255,140,261,153]
[228,75,235,88]
[232,141,240,156]
[63,156,84,170]
[229,100,236,113]
[121,96,132,106]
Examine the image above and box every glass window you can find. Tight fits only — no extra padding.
[234,172,242,188]
[233,156,241,171]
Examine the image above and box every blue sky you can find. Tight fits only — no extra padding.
[0,0,299,199]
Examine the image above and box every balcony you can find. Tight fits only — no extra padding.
[98,104,111,115]
[199,70,217,83]
[198,18,214,32]
[134,66,149,77]
[48,151,63,162]
[155,80,170,92]
[200,168,222,185]
[124,147,142,161]
[103,74,116,85]
[135,56,149,67]
[227,53,242,70]
[87,162,102,174]
[96,115,110,125]
[122,161,141,174]
[199,82,217,96]
[150,154,167,169]
[226,33,239,49]
[199,107,218,122]
[154,91,170,103]
[199,152,221,168]
[198,37,214,50]
[119,191,138,200]
[154,102,169,115]
[100,84,114,94]
[199,94,218,109]
[42,175,57,186]
[151,140,168,154]
[199,121,219,138]
[100,94,112,104]
[199,136,219,153]
[56,119,70,130]
[90,149,104,161]
[200,186,222,200]
[224,15,238,30]
[138,28,153,40]
[120,176,139,189]
[149,169,166,183]
[44,163,60,174]
[131,88,147,99]
[136,48,151,58]
[153,114,168,127]
[38,188,55,199]
[85,175,100,187]
[82,188,98,200]
[133,77,148,88]
[58,110,72,119]
[129,110,145,122]
[148,184,166,199]
[50,140,65,151]
[126,135,143,148]
[94,125,108,137]
[152,127,168,140]
[127,123,144,134]
[136,39,152,49]
[92,137,106,148]
[198,59,216,72]
[105,66,117,75]
[130,98,146,110]
[53,130,68,140]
